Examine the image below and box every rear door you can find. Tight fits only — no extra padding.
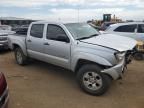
[26,24,45,59]
[43,24,71,68]
[137,24,144,41]
[113,24,137,39]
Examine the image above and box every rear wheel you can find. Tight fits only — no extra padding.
[14,47,27,65]
[77,64,112,96]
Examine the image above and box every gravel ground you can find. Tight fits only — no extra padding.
[0,51,144,108]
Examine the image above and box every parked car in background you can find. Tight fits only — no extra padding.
[12,25,29,32]
[105,22,144,60]
[105,22,144,41]
[15,26,28,35]
[20,25,29,28]
[11,25,21,31]
[8,22,136,95]
[0,72,9,108]
[0,25,15,50]
[0,25,12,31]
[101,22,116,31]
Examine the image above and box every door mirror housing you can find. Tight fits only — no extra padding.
[57,34,70,43]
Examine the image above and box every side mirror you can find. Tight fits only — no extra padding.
[57,34,70,43]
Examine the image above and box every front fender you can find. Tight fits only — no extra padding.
[71,52,113,71]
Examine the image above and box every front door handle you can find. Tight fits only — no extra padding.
[27,40,32,42]
[44,42,50,45]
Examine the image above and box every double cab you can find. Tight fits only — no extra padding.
[8,22,136,95]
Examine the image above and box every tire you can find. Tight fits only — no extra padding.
[14,47,27,65]
[134,53,143,60]
[76,64,112,96]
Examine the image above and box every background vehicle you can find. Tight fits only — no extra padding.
[11,25,21,31]
[0,72,9,108]
[105,22,144,41]
[0,25,12,31]
[12,25,29,32]
[0,29,15,50]
[8,22,136,95]
[101,22,116,31]
[15,26,28,35]
[105,22,144,60]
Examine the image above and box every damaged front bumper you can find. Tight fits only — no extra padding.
[101,58,125,80]
[101,49,135,80]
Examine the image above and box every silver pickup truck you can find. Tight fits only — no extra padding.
[8,21,137,95]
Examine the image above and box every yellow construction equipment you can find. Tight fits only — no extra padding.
[134,41,144,60]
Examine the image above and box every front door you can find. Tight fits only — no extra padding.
[43,24,71,69]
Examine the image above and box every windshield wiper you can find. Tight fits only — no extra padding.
[76,34,98,40]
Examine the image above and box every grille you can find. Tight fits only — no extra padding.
[0,37,7,41]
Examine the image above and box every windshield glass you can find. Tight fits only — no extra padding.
[65,23,100,40]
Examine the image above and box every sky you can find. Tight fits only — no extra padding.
[0,0,144,22]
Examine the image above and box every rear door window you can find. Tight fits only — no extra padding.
[114,24,137,33]
[138,24,144,33]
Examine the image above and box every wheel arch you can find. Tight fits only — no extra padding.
[71,52,113,72]
[13,44,20,50]
[74,59,112,75]
[12,43,27,56]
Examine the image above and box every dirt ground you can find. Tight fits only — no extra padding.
[0,51,144,108]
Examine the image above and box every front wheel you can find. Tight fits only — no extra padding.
[77,64,112,96]
[14,47,27,65]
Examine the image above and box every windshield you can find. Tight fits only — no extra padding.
[65,23,100,40]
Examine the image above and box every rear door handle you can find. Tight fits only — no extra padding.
[27,40,32,42]
[44,42,50,45]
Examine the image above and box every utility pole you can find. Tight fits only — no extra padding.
[78,8,79,23]
[77,0,80,23]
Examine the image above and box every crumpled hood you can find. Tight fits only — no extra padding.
[80,34,137,52]
[0,30,15,36]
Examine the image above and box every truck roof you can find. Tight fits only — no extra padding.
[31,21,86,25]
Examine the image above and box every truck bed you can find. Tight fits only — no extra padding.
[8,34,27,55]
[8,34,26,42]
[12,33,27,37]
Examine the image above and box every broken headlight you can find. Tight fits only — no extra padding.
[114,52,126,61]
